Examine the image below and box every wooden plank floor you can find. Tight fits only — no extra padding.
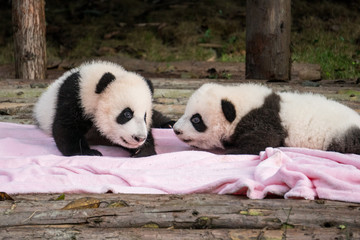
[1,76,360,123]
[1,75,360,239]
[1,193,360,239]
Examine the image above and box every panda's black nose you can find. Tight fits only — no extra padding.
[133,135,146,142]
[174,129,182,135]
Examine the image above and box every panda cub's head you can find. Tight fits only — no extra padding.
[79,61,153,149]
[173,83,237,149]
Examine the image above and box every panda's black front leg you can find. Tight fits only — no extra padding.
[224,131,284,155]
[52,120,102,156]
[129,130,156,157]
[225,142,266,155]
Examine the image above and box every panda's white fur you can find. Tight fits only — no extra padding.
[34,60,153,155]
[279,91,360,150]
[33,70,74,134]
[173,83,360,153]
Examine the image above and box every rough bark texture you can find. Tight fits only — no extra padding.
[0,193,359,239]
[12,0,46,80]
[246,0,291,80]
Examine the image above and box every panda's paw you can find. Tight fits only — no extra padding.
[82,149,103,156]
[130,147,156,158]
[225,147,260,155]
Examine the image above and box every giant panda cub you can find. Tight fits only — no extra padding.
[173,83,360,155]
[34,60,173,157]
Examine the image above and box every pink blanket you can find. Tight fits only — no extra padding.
[1,122,360,203]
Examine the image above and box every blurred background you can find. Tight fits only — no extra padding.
[0,0,359,80]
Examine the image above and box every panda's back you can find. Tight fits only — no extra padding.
[279,91,360,150]
[33,69,78,135]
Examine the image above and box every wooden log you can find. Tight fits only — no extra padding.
[246,0,291,80]
[2,193,359,213]
[1,194,360,231]
[12,0,46,80]
[0,226,358,240]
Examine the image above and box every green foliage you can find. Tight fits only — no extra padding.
[292,30,360,79]
[0,42,13,64]
[199,29,212,43]
[0,0,359,80]
[68,36,98,59]
[220,53,245,63]
[291,9,360,80]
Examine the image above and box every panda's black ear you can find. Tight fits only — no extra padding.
[221,99,236,123]
[145,78,154,95]
[95,72,116,94]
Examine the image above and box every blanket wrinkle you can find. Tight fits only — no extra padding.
[1,122,360,203]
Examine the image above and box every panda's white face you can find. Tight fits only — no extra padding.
[75,61,153,150]
[93,83,152,149]
[173,84,232,150]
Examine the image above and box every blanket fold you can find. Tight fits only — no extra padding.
[1,122,360,203]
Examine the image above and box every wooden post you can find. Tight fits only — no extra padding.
[246,0,291,81]
[12,0,46,80]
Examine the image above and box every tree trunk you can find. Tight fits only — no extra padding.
[246,0,291,81]
[12,0,46,80]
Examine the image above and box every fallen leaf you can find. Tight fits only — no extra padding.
[108,200,129,208]
[55,194,65,201]
[61,197,100,210]
[338,224,346,230]
[142,223,159,228]
[0,192,14,201]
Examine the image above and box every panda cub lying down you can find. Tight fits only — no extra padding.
[173,83,360,155]
[33,60,173,157]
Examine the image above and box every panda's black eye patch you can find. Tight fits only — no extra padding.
[221,99,236,123]
[117,107,133,124]
[190,113,207,132]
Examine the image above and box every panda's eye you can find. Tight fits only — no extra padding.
[191,117,200,124]
[190,113,207,132]
[144,113,147,123]
[117,107,133,124]
[124,110,133,119]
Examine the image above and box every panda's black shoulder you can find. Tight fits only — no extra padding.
[223,92,287,153]
[55,71,88,123]
[59,71,81,93]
